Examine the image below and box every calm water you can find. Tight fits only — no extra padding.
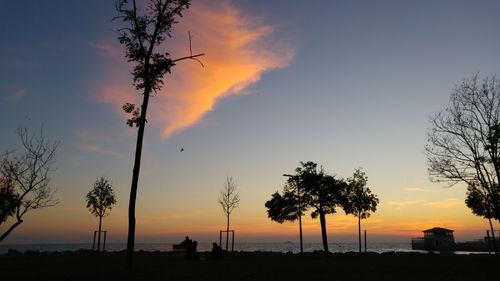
[0,242,412,254]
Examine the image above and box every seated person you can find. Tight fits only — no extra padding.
[179,236,192,249]
[186,240,199,260]
[211,242,223,260]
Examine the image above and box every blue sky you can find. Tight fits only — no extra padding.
[1,0,499,244]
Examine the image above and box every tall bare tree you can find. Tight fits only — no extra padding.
[344,168,379,255]
[86,176,117,255]
[426,74,500,225]
[218,176,240,251]
[0,127,58,243]
[115,0,203,268]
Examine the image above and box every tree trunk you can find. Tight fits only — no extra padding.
[97,215,103,255]
[319,210,329,255]
[488,217,498,256]
[0,218,23,243]
[358,214,362,255]
[226,214,230,252]
[126,87,151,269]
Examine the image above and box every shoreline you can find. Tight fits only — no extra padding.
[1,247,492,257]
[1,249,498,281]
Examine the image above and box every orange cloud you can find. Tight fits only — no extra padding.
[95,0,295,138]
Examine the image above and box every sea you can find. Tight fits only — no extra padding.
[0,242,414,254]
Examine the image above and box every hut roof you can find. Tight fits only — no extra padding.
[423,227,454,233]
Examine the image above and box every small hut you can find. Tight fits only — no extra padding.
[411,227,455,251]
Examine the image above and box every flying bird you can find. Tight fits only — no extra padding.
[180,148,184,152]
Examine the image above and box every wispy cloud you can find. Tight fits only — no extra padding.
[74,129,127,159]
[378,220,456,234]
[94,0,295,138]
[5,88,25,103]
[422,198,462,209]
[89,42,123,59]
[387,200,425,209]
[387,198,463,210]
[403,187,437,193]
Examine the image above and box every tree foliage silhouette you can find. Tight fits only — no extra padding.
[114,0,203,268]
[299,162,347,255]
[86,176,117,255]
[218,176,240,251]
[265,183,305,224]
[266,161,347,255]
[465,185,498,255]
[344,168,379,254]
[266,173,308,253]
[0,127,58,243]
[0,177,18,224]
[426,74,500,226]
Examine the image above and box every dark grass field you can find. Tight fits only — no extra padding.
[1,251,499,281]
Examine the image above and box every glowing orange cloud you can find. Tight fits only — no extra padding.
[95,0,295,138]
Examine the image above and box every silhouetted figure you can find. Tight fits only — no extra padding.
[186,240,198,260]
[179,236,192,249]
[211,242,223,260]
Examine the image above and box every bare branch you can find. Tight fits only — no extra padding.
[0,126,58,243]
[171,53,205,67]
[426,74,500,221]
[218,176,240,218]
[171,31,205,67]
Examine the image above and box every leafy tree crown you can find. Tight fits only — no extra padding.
[344,168,379,219]
[86,177,117,218]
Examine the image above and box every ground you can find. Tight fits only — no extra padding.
[1,251,499,281]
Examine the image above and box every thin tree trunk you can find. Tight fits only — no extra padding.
[0,219,23,243]
[97,215,102,255]
[126,87,151,269]
[358,214,362,255]
[226,214,230,252]
[488,217,498,256]
[319,210,329,255]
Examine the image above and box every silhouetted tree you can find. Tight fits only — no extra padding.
[426,74,500,225]
[344,168,379,254]
[266,174,309,254]
[86,176,117,255]
[265,186,305,223]
[266,162,347,255]
[0,127,58,243]
[297,162,347,255]
[115,0,203,268]
[465,185,498,255]
[218,176,240,251]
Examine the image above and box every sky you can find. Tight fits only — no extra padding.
[1,0,500,244]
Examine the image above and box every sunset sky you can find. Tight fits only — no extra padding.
[1,0,500,244]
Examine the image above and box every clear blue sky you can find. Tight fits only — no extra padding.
[1,0,499,244]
